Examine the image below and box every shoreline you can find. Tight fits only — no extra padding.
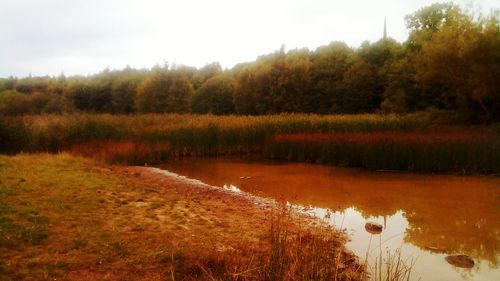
[0,153,361,280]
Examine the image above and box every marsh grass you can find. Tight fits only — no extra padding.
[266,131,500,173]
[361,234,417,281]
[1,113,430,153]
[68,140,171,164]
[264,204,361,281]
[1,113,497,173]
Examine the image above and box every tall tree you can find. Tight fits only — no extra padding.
[309,42,352,113]
[191,75,236,115]
[135,70,193,113]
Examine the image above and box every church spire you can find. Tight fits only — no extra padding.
[383,17,387,40]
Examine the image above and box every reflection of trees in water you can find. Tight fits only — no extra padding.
[163,159,500,265]
[286,180,498,266]
[404,206,498,267]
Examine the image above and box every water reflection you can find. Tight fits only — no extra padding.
[160,158,500,281]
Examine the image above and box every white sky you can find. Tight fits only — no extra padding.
[0,0,498,77]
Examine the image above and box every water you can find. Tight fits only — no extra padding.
[160,158,500,281]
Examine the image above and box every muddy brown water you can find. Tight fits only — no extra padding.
[160,158,500,281]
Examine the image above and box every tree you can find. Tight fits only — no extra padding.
[416,12,500,120]
[135,71,193,113]
[233,67,258,115]
[309,42,353,113]
[112,77,139,114]
[192,62,223,89]
[0,90,63,115]
[4,76,17,90]
[191,75,235,115]
[405,2,465,51]
[67,81,93,111]
[336,58,378,113]
[233,48,312,114]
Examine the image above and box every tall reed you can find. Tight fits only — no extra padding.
[2,113,498,173]
[0,113,430,160]
[265,131,500,173]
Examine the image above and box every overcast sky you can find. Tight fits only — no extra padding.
[0,0,498,78]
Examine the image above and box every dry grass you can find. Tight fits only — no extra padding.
[0,153,361,280]
[361,235,417,281]
[264,204,361,281]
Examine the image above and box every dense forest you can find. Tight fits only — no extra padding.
[0,3,499,122]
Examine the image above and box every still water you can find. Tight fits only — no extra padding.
[160,158,499,281]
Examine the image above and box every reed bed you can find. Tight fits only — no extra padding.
[0,113,429,154]
[266,131,500,173]
[1,113,497,173]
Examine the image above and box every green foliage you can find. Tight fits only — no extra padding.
[135,69,193,113]
[0,117,31,153]
[191,62,223,89]
[14,76,51,94]
[405,2,465,49]
[309,42,352,113]
[415,12,500,121]
[336,58,378,113]
[111,77,139,114]
[234,48,313,114]
[0,90,63,116]
[0,3,498,122]
[190,75,235,115]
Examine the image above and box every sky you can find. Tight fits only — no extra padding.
[0,0,498,78]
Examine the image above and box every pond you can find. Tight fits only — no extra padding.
[160,158,500,281]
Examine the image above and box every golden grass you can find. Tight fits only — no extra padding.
[0,153,362,280]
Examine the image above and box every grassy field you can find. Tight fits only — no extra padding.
[0,153,361,280]
[0,113,498,173]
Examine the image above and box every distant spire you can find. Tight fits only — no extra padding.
[383,17,387,40]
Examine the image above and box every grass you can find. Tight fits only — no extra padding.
[265,130,500,173]
[0,180,48,250]
[1,113,497,173]
[1,113,430,154]
[265,204,361,280]
[0,153,363,280]
[361,234,417,281]
[0,154,130,280]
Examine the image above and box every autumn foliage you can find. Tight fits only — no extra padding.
[1,3,499,122]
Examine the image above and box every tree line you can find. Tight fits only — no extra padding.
[0,3,499,121]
